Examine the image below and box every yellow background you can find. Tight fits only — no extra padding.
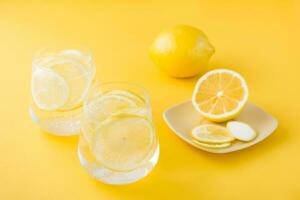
[1,0,300,199]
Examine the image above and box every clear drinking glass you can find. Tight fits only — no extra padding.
[29,48,96,135]
[78,82,159,184]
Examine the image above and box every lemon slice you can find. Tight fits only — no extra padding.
[82,94,138,144]
[192,140,231,149]
[112,107,150,119]
[192,69,248,122]
[50,51,95,110]
[31,68,69,111]
[85,94,138,120]
[191,124,234,144]
[80,121,96,146]
[82,108,150,147]
[92,115,154,171]
[227,121,257,141]
[105,90,145,106]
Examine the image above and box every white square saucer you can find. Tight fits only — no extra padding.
[163,100,278,153]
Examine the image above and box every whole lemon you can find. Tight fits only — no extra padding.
[149,25,215,78]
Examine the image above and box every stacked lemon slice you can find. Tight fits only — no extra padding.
[191,69,256,148]
[82,89,155,171]
[192,124,234,148]
[31,51,95,111]
[191,122,257,149]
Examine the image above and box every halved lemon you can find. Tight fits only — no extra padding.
[31,68,69,111]
[192,69,248,122]
[92,115,154,171]
[191,124,234,144]
[192,140,231,149]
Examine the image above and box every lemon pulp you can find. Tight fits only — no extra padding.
[191,124,234,144]
[31,68,69,111]
[192,69,248,122]
[32,49,95,111]
[92,115,154,171]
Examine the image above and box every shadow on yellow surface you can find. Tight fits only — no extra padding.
[40,131,79,146]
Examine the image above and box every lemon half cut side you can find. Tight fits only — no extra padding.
[192,69,249,122]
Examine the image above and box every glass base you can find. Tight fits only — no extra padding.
[29,107,81,136]
[78,138,160,185]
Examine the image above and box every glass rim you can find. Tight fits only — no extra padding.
[84,81,151,106]
[32,47,96,80]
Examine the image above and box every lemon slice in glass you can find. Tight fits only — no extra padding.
[92,115,154,171]
[50,51,95,110]
[191,124,234,144]
[192,69,248,122]
[82,94,138,144]
[105,90,145,106]
[111,107,150,119]
[84,94,138,121]
[31,68,69,111]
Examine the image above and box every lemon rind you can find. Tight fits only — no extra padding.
[92,115,155,172]
[192,140,231,149]
[191,124,235,144]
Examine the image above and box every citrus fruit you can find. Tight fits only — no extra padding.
[227,121,256,141]
[92,115,154,171]
[105,90,145,106]
[149,25,215,78]
[111,107,150,119]
[50,50,95,110]
[192,140,231,149]
[191,124,234,144]
[82,94,138,144]
[31,68,69,111]
[192,69,248,122]
[84,94,138,120]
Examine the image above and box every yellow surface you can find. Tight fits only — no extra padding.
[0,0,299,199]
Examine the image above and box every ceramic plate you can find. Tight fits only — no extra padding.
[163,100,278,153]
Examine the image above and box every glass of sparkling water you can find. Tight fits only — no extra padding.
[78,82,159,184]
[29,48,96,135]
